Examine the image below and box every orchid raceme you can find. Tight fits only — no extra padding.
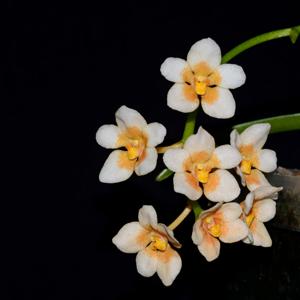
[112,205,182,286]
[241,185,283,247]
[160,38,246,118]
[96,105,166,183]
[192,202,249,261]
[98,26,296,285]
[163,127,241,202]
[230,123,277,191]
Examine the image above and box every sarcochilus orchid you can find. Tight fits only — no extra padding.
[96,25,300,286]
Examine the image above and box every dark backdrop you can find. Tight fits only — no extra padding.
[5,1,300,299]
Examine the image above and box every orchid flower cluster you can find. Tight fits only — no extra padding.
[96,37,286,286]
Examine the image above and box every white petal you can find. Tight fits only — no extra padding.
[213,145,241,169]
[251,220,272,247]
[112,222,150,253]
[191,220,204,245]
[135,147,158,176]
[136,248,158,277]
[254,199,276,223]
[187,38,221,70]
[200,202,223,217]
[115,105,147,130]
[220,219,249,243]
[216,64,246,89]
[99,150,134,183]
[246,231,254,244]
[201,87,236,119]
[254,149,277,173]
[173,172,203,201]
[230,129,242,148]
[253,185,283,201]
[197,233,220,262]
[243,236,252,244]
[184,126,215,156]
[163,149,190,173]
[156,224,181,248]
[245,169,271,191]
[157,248,182,286]
[138,205,158,228]
[96,124,122,149]
[217,202,243,222]
[160,57,190,83]
[167,83,199,113]
[143,123,167,147]
[236,166,246,186]
[244,192,254,215]
[204,169,240,202]
[239,123,271,150]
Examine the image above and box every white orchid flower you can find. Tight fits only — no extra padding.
[112,205,182,286]
[96,106,166,183]
[163,127,241,202]
[230,123,277,191]
[160,38,246,118]
[192,202,248,262]
[241,185,283,247]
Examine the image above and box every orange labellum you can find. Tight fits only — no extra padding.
[201,87,219,105]
[193,62,213,77]
[204,172,220,193]
[185,173,201,191]
[117,151,136,170]
[183,84,198,102]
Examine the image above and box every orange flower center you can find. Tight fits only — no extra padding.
[195,163,211,184]
[118,127,147,161]
[126,139,141,160]
[194,74,208,96]
[240,159,252,175]
[150,234,168,251]
[245,212,255,228]
[204,216,221,237]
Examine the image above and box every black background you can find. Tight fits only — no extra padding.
[5,1,300,299]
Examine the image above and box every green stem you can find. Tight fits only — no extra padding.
[156,25,300,182]
[222,26,300,63]
[181,109,199,142]
[233,113,300,133]
[155,168,174,182]
[190,200,203,219]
